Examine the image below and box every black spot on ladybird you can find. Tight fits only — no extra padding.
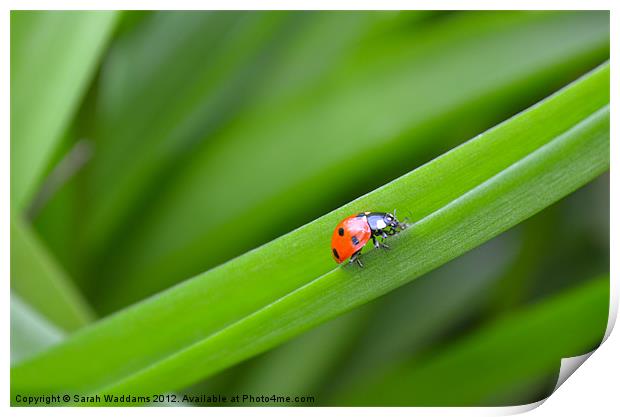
[338,227,344,236]
[332,248,340,259]
[352,236,360,245]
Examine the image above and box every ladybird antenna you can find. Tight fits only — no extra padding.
[395,208,413,229]
[403,208,414,226]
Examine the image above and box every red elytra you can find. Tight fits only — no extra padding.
[331,214,372,264]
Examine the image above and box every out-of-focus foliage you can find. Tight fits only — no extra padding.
[339,275,609,406]
[10,11,118,209]
[11,215,95,331]
[11,294,65,365]
[11,10,609,407]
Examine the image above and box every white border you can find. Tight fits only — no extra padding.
[3,2,617,417]
[1,0,617,10]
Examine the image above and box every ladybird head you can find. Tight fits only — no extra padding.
[383,212,399,228]
[387,209,411,232]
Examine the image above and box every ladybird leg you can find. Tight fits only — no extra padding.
[355,256,364,268]
[350,250,364,268]
[373,232,390,250]
[372,234,380,249]
[379,231,391,249]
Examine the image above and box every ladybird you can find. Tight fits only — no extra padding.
[331,211,406,267]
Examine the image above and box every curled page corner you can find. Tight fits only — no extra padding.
[550,276,617,395]
[500,351,597,415]
[553,351,595,391]
[501,282,615,414]
[501,398,546,415]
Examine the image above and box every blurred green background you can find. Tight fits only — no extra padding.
[11,10,609,406]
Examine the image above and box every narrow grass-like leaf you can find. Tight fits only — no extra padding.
[336,275,609,406]
[10,63,609,400]
[83,11,610,312]
[11,215,95,331]
[10,11,118,209]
